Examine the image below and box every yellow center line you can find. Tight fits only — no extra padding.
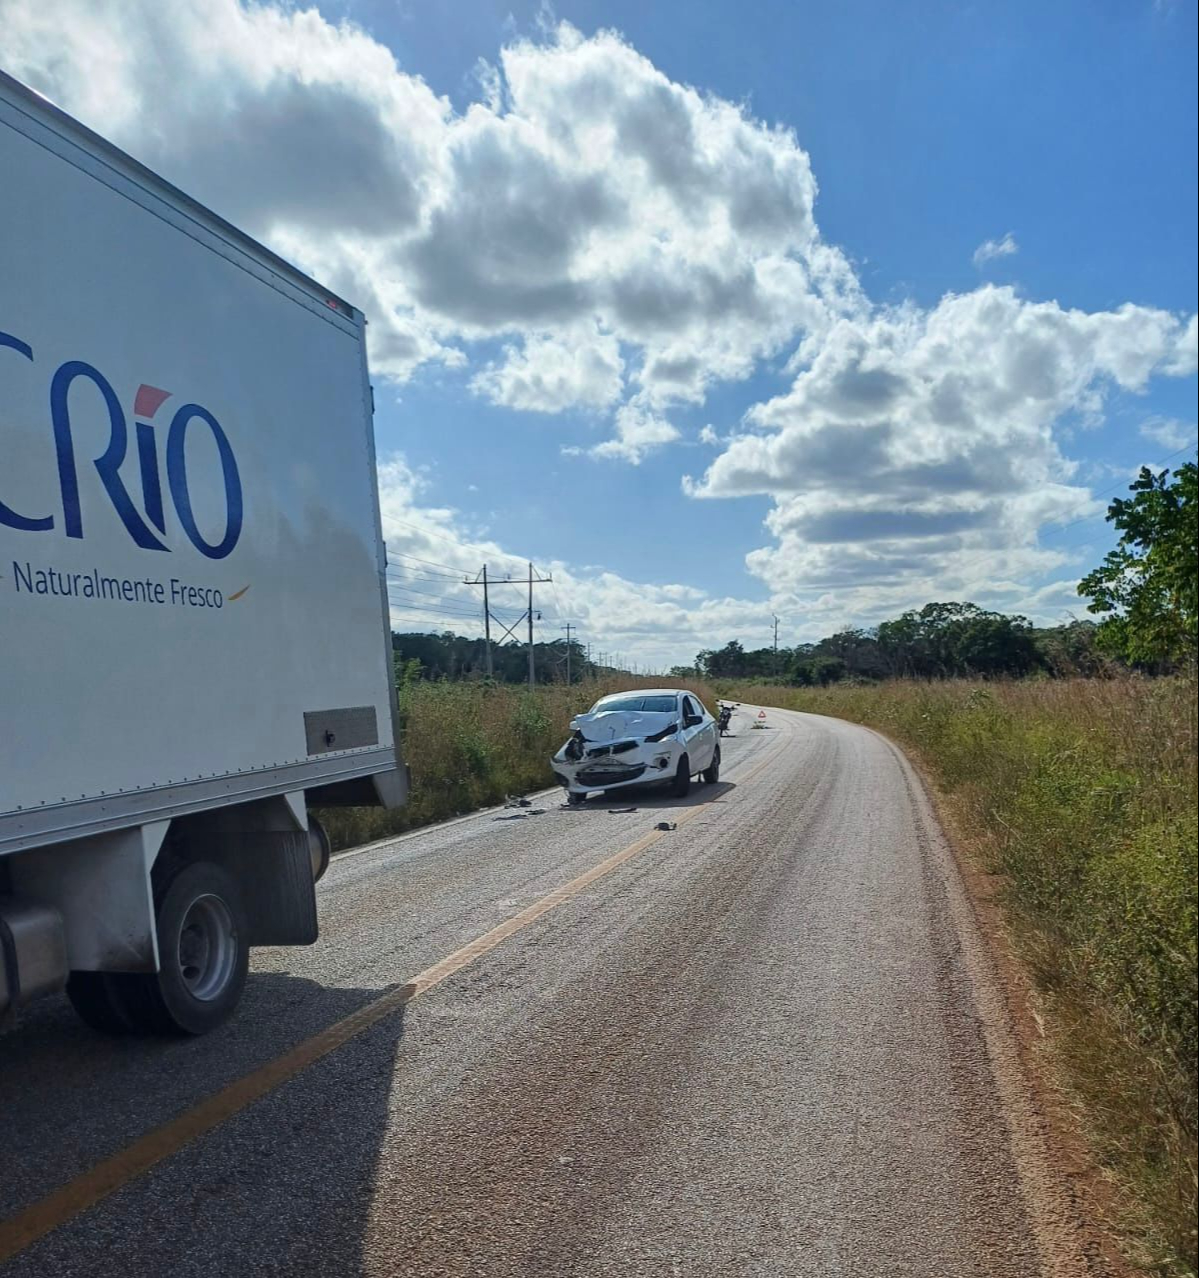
[0,722,790,1263]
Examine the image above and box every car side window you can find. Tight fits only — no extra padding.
[683,696,699,721]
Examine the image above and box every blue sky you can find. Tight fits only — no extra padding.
[5,0,1196,665]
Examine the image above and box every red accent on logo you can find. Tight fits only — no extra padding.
[134,384,172,419]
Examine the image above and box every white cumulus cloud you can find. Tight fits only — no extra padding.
[690,286,1196,614]
[1139,416,1197,451]
[589,399,681,463]
[973,232,1019,268]
[470,324,623,413]
[0,0,860,457]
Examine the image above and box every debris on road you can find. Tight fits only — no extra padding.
[655,821,678,831]
[607,806,638,814]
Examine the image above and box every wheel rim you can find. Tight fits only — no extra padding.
[176,894,238,1002]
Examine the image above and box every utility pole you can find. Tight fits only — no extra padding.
[772,614,780,680]
[462,565,495,677]
[524,561,553,690]
[562,622,575,685]
[527,563,535,688]
[463,562,551,686]
[482,565,492,677]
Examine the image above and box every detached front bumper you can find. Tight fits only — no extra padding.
[552,740,680,795]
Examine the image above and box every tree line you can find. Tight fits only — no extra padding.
[682,606,1103,685]
[681,463,1196,685]
[392,631,596,684]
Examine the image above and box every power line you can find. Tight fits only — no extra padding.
[386,574,525,621]
[385,577,476,605]
[387,600,483,622]
[385,586,485,615]
[378,512,529,570]
[385,564,466,585]
[385,549,466,578]
[1039,443,1198,544]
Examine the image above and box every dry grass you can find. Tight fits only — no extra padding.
[721,676,1198,1275]
[316,675,719,849]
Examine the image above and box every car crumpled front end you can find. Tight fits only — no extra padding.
[551,709,682,796]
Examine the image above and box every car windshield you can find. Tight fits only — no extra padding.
[591,695,678,714]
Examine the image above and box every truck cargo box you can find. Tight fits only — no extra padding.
[0,71,402,856]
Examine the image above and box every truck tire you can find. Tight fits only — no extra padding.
[671,755,691,798]
[702,746,721,785]
[66,970,134,1035]
[309,816,332,883]
[118,861,250,1035]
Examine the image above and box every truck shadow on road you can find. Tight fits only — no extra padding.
[1,970,412,1276]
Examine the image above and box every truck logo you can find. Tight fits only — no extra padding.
[0,330,243,560]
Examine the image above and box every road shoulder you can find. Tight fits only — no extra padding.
[864,724,1136,1278]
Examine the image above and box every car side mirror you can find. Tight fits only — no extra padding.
[684,713,703,727]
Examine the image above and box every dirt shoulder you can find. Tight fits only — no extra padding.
[884,729,1139,1278]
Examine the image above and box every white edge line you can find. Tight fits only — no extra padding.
[327,785,563,867]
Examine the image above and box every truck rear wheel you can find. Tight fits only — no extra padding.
[65,970,134,1034]
[114,861,250,1036]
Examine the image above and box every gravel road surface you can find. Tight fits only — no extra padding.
[0,707,1077,1276]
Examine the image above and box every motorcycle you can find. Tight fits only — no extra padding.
[717,704,733,736]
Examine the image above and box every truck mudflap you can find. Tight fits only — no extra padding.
[204,831,319,947]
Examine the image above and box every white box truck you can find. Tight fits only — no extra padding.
[0,71,406,1034]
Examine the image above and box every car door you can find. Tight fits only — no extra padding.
[680,694,715,770]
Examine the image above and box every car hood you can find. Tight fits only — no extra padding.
[569,709,677,742]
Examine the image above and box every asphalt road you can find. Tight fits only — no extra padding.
[0,707,1079,1277]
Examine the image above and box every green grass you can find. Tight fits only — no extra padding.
[315,676,719,849]
[719,676,1197,1275]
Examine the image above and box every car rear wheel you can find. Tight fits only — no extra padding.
[671,755,691,798]
[702,747,721,785]
[566,791,587,806]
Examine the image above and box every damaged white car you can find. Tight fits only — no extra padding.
[552,689,720,805]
